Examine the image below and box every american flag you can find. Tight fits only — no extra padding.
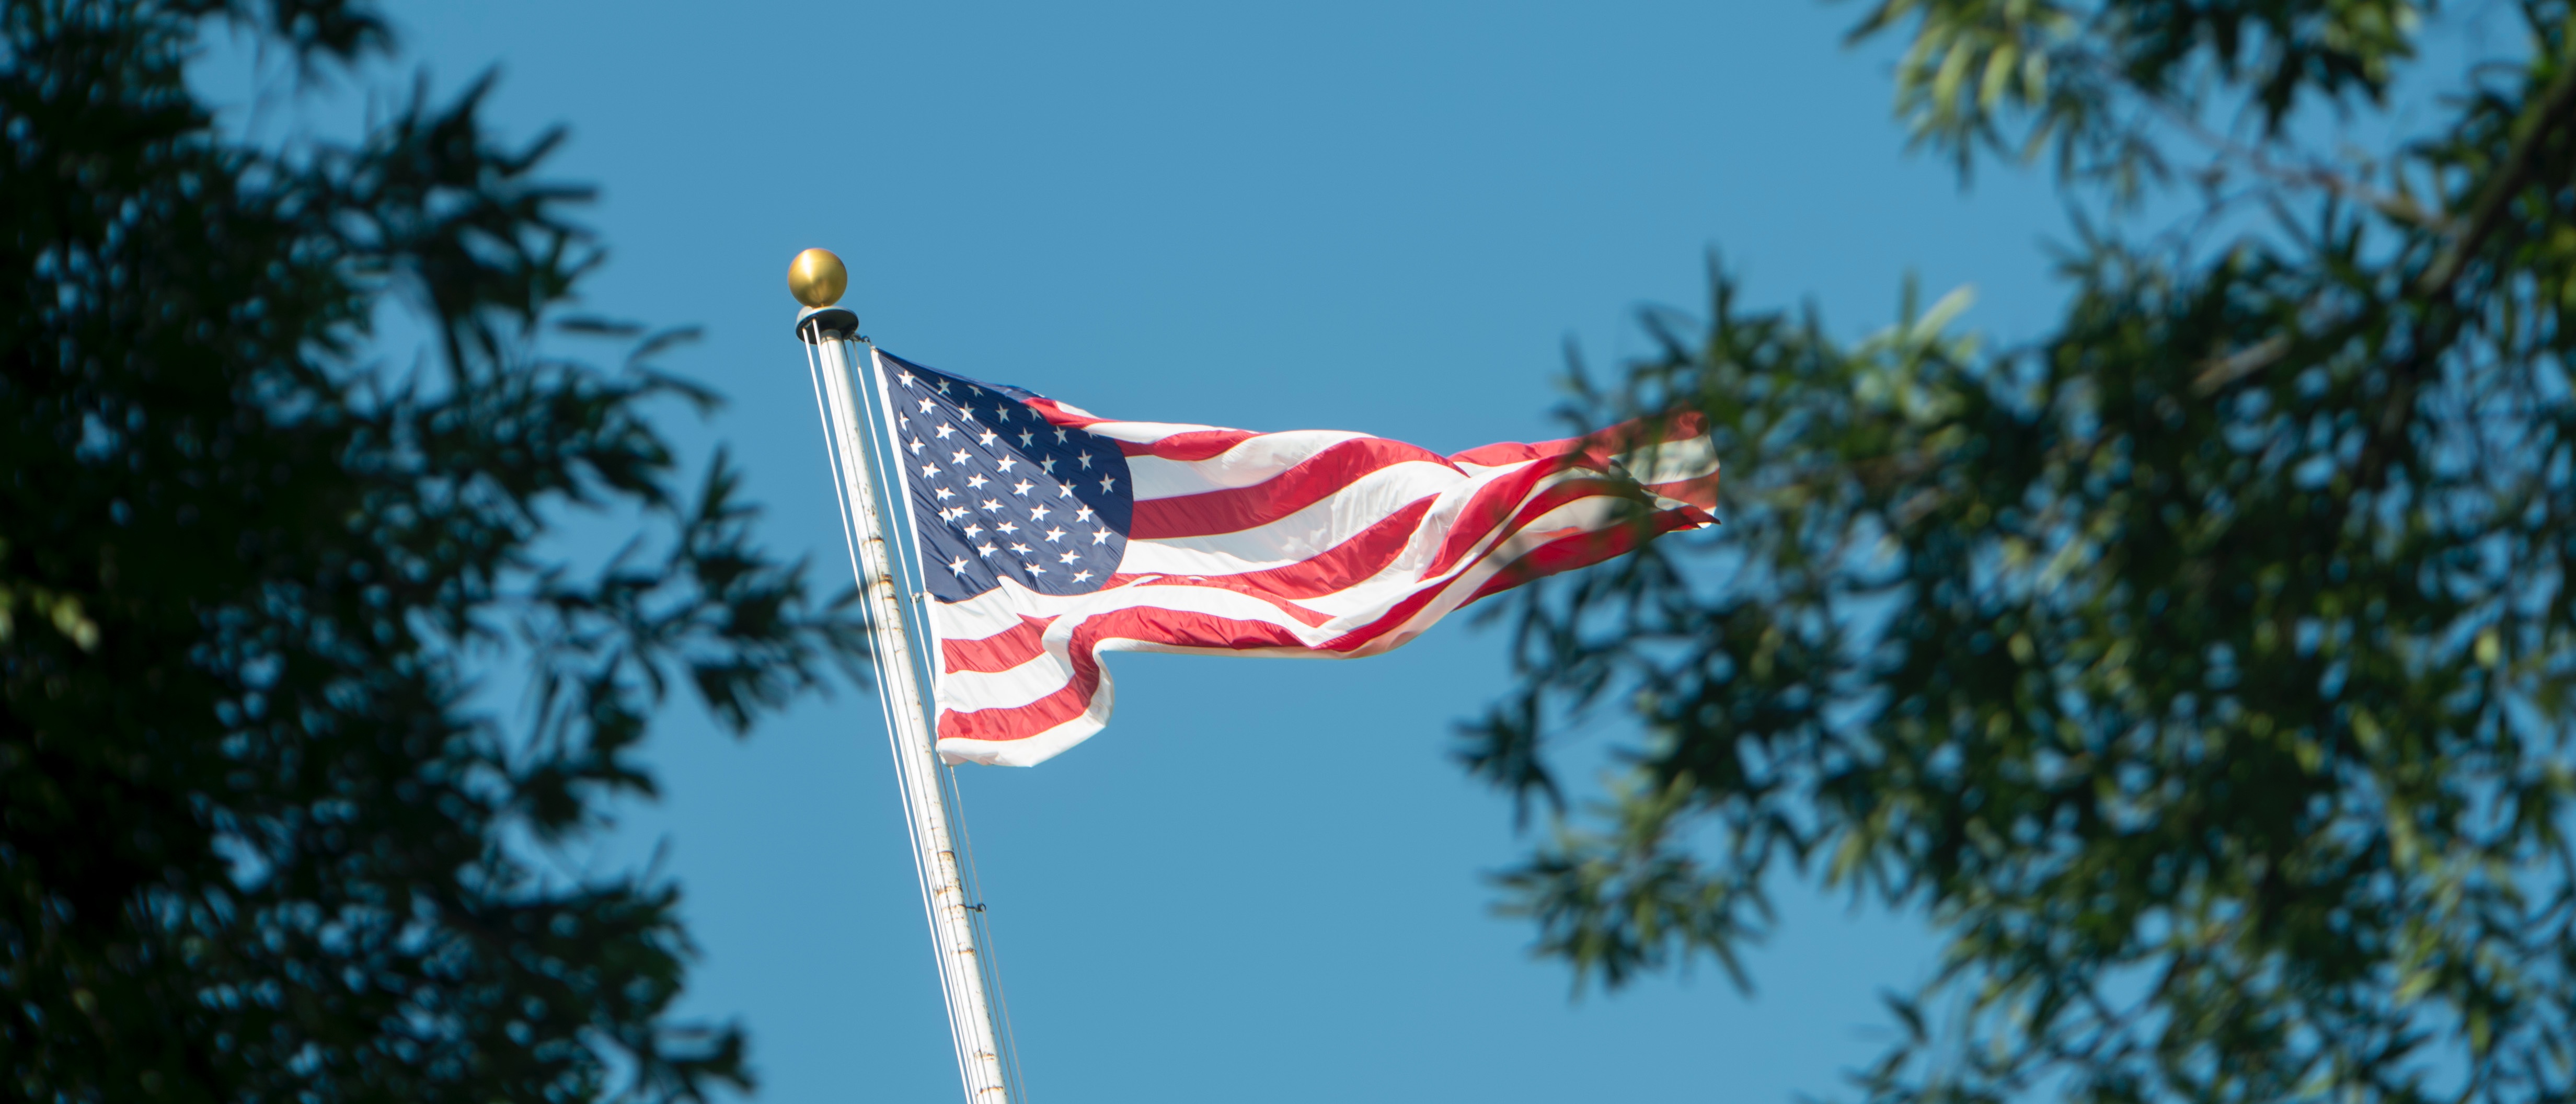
[872,349,1720,767]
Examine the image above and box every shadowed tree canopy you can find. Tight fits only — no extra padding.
[1469,2,2576,1101]
[2,1,867,1100]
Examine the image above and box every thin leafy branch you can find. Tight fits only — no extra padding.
[2,3,870,1101]
[1471,3,2576,1101]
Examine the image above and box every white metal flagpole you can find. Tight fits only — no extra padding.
[789,249,1014,1104]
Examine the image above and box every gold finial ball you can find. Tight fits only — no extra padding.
[788,248,848,308]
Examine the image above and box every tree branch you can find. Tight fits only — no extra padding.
[2416,57,2576,302]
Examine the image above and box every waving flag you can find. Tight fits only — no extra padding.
[873,350,1719,766]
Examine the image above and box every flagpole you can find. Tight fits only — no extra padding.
[790,249,1014,1104]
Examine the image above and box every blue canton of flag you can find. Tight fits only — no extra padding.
[878,352,1134,604]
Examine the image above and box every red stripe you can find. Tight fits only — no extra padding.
[938,609,1307,742]
[1644,472,1721,512]
[1131,438,1458,539]
[1023,397,1107,429]
[1465,511,1698,603]
[1446,437,1580,468]
[1422,465,1611,578]
[1097,576,1337,627]
[1022,397,1234,456]
[940,615,1055,675]
[1318,482,1686,653]
[1446,411,1710,469]
[942,683,1089,744]
[1118,428,1261,461]
[939,491,1711,743]
[1199,496,1435,597]
[1108,497,1436,601]
[933,410,1722,746]
[1103,481,1676,668]
[1495,479,1712,542]
[1419,459,1714,581]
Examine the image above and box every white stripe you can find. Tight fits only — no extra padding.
[1128,456,1580,597]
[1127,430,1376,500]
[928,458,1605,641]
[1337,492,1637,658]
[1616,435,1720,484]
[1119,458,1482,573]
[926,580,1075,641]
[914,401,1703,768]
[935,651,1069,714]
[940,714,1096,767]
[931,482,1652,764]
[936,579,1337,706]
[1070,418,1220,445]
[1042,580,1332,642]
[1246,467,1632,624]
[1128,472,1633,642]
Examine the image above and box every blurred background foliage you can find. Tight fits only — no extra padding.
[1,1,866,1101]
[1468,1,2576,1101]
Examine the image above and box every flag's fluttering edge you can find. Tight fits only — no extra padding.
[874,350,1720,766]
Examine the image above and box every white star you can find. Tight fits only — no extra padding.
[1030,504,1051,521]
[1091,528,1111,545]
[1075,505,1095,522]
[1053,428,1068,443]
[965,474,990,490]
[1077,452,1093,469]
[994,406,1010,422]
[933,423,954,440]
[961,405,978,422]
[981,498,1002,512]
[934,487,954,501]
[1013,479,1034,497]
[1043,526,1066,543]
[995,456,1018,473]
[962,523,983,537]
[979,430,998,446]
[1056,483,1075,499]
[1058,550,1079,564]
[936,379,951,394]
[946,557,968,575]
[1010,542,1032,555]
[1040,457,1057,474]
[1027,562,1046,574]
[1099,475,1118,492]
[918,463,938,477]
[917,398,936,414]
[908,439,925,455]
[1072,570,1094,582]
[977,542,998,558]
[898,370,917,388]
[968,384,983,396]
[941,508,965,521]
[899,415,910,429]
[1018,430,1035,446]
[997,521,1019,534]
[951,448,970,464]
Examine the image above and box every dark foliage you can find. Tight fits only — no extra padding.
[1470,2,2576,1101]
[1,2,867,1100]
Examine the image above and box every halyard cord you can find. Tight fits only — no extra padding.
[804,328,982,1097]
[858,340,1032,1101]
[863,341,1034,1104]
[941,761,1030,1102]
[850,339,985,1096]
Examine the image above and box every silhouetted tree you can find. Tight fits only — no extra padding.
[1472,3,2576,1100]
[1,2,865,1100]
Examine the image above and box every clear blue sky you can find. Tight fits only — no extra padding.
[210,3,2080,1101]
